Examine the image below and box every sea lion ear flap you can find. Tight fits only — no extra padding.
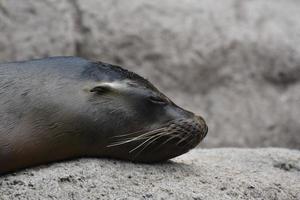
[90,84,112,94]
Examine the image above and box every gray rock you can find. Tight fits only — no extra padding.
[0,148,299,200]
[1,0,300,148]
[0,0,75,61]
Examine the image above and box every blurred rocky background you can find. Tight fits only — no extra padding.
[0,0,300,149]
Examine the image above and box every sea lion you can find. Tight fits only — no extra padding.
[0,56,208,175]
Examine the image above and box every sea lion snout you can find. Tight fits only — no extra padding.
[163,115,208,148]
[194,115,208,138]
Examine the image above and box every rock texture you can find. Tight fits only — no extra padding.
[0,0,76,60]
[0,0,300,148]
[0,148,299,200]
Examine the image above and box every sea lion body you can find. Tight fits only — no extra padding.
[0,57,208,175]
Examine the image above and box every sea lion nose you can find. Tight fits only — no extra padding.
[194,115,208,137]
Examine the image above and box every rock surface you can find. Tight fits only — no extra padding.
[0,148,299,200]
[0,0,75,60]
[0,0,300,148]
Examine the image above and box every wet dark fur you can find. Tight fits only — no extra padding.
[0,57,208,175]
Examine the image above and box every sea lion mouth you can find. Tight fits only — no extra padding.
[107,116,208,157]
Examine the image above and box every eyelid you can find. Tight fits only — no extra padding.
[148,96,168,105]
[90,85,111,94]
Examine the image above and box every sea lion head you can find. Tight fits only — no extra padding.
[82,62,208,163]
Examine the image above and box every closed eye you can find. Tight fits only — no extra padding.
[148,96,168,105]
[90,85,111,94]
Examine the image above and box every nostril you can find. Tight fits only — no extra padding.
[194,115,208,135]
[194,116,205,125]
[203,123,208,136]
[194,115,205,124]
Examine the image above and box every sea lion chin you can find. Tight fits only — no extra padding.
[0,56,208,174]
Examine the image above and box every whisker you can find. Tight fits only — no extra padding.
[116,129,165,143]
[130,131,181,157]
[107,118,191,151]
[112,127,165,138]
[129,132,168,153]
[153,132,182,151]
[107,129,165,147]
[114,119,180,139]
[161,133,182,146]
[182,136,195,148]
[176,133,191,145]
